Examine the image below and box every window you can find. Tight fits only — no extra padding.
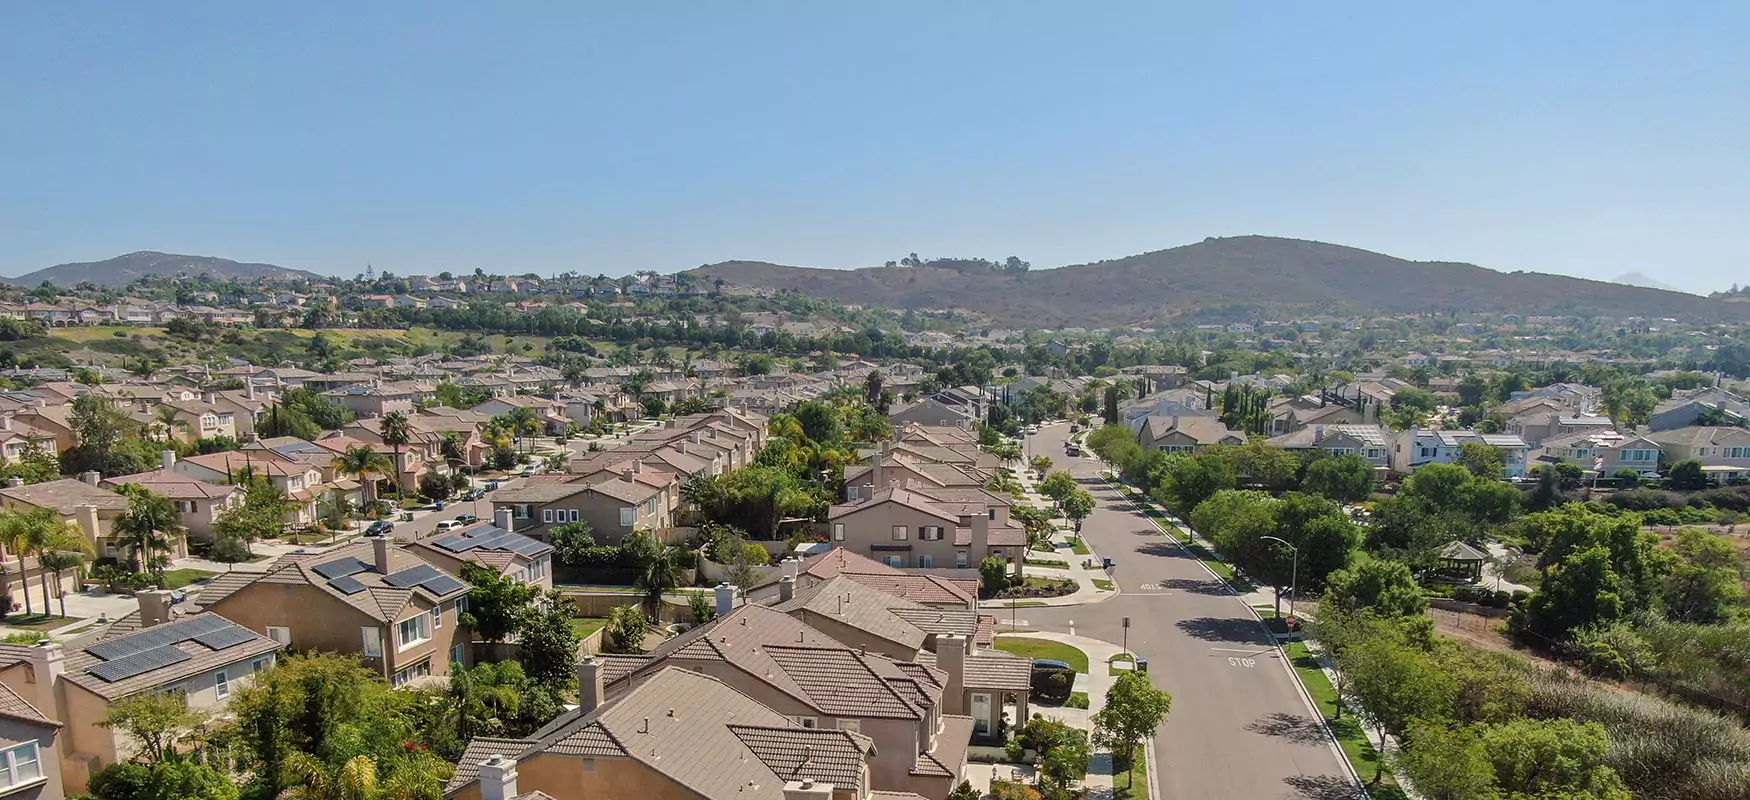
[919,554,934,568]
[921,526,943,541]
[838,719,860,733]
[643,498,657,516]
[0,742,41,787]
[362,628,382,657]
[215,670,231,700]
[457,596,469,614]
[846,485,860,500]
[832,523,845,541]
[885,555,904,568]
[451,644,467,667]
[392,659,433,688]
[892,526,908,541]
[568,509,580,522]
[432,606,443,629]
[513,504,532,520]
[398,615,431,649]
[956,550,968,568]
[795,716,818,728]
[987,508,996,520]
[542,508,554,523]
[252,656,272,672]
[267,626,291,646]
[619,507,635,527]
[174,499,197,513]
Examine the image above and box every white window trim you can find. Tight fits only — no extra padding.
[397,615,431,650]
[0,741,42,788]
[432,606,443,629]
[361,627,382,657]
[543,508,554,523]
[215,670,230,700]
[795,716,818,728]
[267,626,291,646]
[892,525,908,541]
[832,523,845,541]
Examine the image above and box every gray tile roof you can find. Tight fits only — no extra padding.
[61,613,281,700]
[199,539,468,623]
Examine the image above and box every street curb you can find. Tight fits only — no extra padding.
[1143,736,1160,800]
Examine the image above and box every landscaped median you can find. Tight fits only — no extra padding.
[996,636,1089,673]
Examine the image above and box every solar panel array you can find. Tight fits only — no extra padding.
[384,564,467,596]
[329,575,367,595]
[85,615,259,683]
[429,526,551,557]
[311,556,373,580]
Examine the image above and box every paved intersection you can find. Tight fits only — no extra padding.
[1018,425,1359,800]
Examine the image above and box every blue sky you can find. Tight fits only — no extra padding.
[3,2,1746,292]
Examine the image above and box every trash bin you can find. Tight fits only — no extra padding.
[1135,656,1149,673]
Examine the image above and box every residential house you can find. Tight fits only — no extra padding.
[1650,389,1749,432]
[443,666,896,800]
[825,486,1026,574]
[170,451,324,526]
[1533,431,1663,477]
[470,395,570,435]
[1389,428,1530,478]
[0,680,61,800]
[0,598,280,792]
[1644,426,1750,484]
[1134,415,1245,454]
[888,399,975,431]
[0,475,182,568]
[492,472,674,545]
[406,520,555,590]
[1265,425,1392,468]
[102,465,242,544]
[323,381,433,418]
[196,537,473,684]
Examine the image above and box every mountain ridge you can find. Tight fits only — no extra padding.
[691,235,1746,326]
[8,251,327,287]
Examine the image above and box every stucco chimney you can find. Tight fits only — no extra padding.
[871,446,885,490]
[0,415,10,432]
[936,633,968,714]
[24,641,63,722]
[370,535,392,574]
[135,588,173,628]
[715,582,738,617]
[782,779,833,800]
[493,508,515,533]
[478,755,519,800]
[778,575,796,603]
[972,508,990,555]
[161,450,177,472]
[79,471,101,486]
[75,504,100,540]
[246,381,257,400]
[577,657,605,713]
[780,557,800,580]
[202,391,216,405]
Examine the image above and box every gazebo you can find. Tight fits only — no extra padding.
[1436,540,1488,583]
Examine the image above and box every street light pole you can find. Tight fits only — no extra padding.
[1259,535,1299,620]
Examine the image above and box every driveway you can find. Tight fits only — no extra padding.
[1017,425,1359,800]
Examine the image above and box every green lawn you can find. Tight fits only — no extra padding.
[1069,539,1091,556]
[1093,578,1115,591]
[995,636,1089,673]
[0,614,69,631]
[1109,653,1136,676]
[1285,641,1400,794]
[1024,558,1068,568]
[160,569,218,589]
[1113,749,1149,800]
[570,617,607,638]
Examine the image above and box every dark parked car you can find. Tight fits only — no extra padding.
[366,520,395,535]
[454,513,479,525]
[1030,658,1076,704]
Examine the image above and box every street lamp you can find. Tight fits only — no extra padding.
[1259,535,1299,620]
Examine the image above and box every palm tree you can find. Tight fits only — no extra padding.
[444,662,523,742]
[37,551,83,618]
[332,445,394,505]
[378,412,412,499]
[151,405,188,443]
[278,752,441,800]
[501,407,540,453]
[626,531,684,616]
[114,487,178,579]
[0,513,35,617]
[21,511,90,614]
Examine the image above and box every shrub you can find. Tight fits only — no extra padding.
[1607,489,1680,512]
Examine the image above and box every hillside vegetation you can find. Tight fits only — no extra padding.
[7,251,326,287]
[692,236,1749,325]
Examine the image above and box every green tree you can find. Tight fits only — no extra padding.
[0,440,63,485]
[516,589,583,690]
[331,445,393,504]
[1323,559,1428,618]
[980,556,1010,595]
[0,506,91,616]
[625,530,685,615]
[1223,440,1299,492]
[1301,453,1375,504]
[602,604,651,654]
[1476,718,1631,800]
[213,476,293,546]
[378,411,412,498]
[64,394,144,476]
[1038,470,1078,504]
[1152,451,1238,517]
[1397,720,1499,800]
[1061,488,1096,534]
[1668,459,1708,491]
[1456,441,1506,480]
[1658,528,1745,623]
[102,691,204,766]
[1340,636,1455,782]
[688,590,716,623]
[1091,671,1172,768]
[1517,545,1625,641]
[457,563,539,643]
[113,485,180,579]
[791,400,843,445]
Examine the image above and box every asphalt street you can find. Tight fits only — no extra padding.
[1020,424,1359,800]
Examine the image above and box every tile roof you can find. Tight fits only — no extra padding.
[915,648,1032,692]
[913,715,975,777]
[451,667,871,800]
[0,478,130,513]
[0,681,54,726]
[61,613,281,700]
[198,539,468,623]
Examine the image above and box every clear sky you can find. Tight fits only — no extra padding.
[3,2,1746,292]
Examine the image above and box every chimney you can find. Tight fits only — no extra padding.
[370,535,392,574]
[782,779,834,800]
[780,557,800,580]
[478,755,519,800]
[24,642,63,722]
[246,381,257,400]
[631,460,641,475]
[79,471,101,486]
[202,391,215,405]
[161,450,177,472]
[135,588,173,628]
[494,508,515,533]
[972,508,990,554]
[872,444,886,490]
[75,505,100,540]
[0,415,10,431]
[779,575,796,603]
[936,633,968,713]
[577,657,605,713]
[715,582,738,617]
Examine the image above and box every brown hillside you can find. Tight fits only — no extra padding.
[692,236,1741,326]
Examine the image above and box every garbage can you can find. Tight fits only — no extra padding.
[1135,656,1149,673]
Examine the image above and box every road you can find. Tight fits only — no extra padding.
[1020,424,1359,800]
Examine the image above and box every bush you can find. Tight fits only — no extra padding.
[1607,489,1680,512]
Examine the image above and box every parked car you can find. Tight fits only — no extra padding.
[434,520,463,534]
[366,520,395,535]
[485,480,501,491]
[454,513,479,525]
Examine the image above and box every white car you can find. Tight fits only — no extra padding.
[433,520,463,534]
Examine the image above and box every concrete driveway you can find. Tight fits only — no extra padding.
[1018,425,1359,800]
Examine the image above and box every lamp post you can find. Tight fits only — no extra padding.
[1259,535,1299,620]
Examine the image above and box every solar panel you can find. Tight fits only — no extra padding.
[86,615,229,660]
[311,557,372,580]
[193,625,256,651]
[383,565,441,588]
[430,534,473,553]
[88,646,192,683]
[329,575,367,595]
[422,575,466,596]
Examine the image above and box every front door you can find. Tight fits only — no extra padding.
[971,693,992,734]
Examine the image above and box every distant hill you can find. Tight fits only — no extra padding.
[7,251,326,287]
[692,236,1749,326]
[1613,272,1682,293]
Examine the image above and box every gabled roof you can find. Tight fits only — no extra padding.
[0,478,130,514]
[198,539,469,623]
[827,487,963,524]
[61,613,281,700]
[447,667,873,800]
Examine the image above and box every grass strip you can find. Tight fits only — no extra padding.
[1284,641,1402,795]
[995,636,1089,673]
